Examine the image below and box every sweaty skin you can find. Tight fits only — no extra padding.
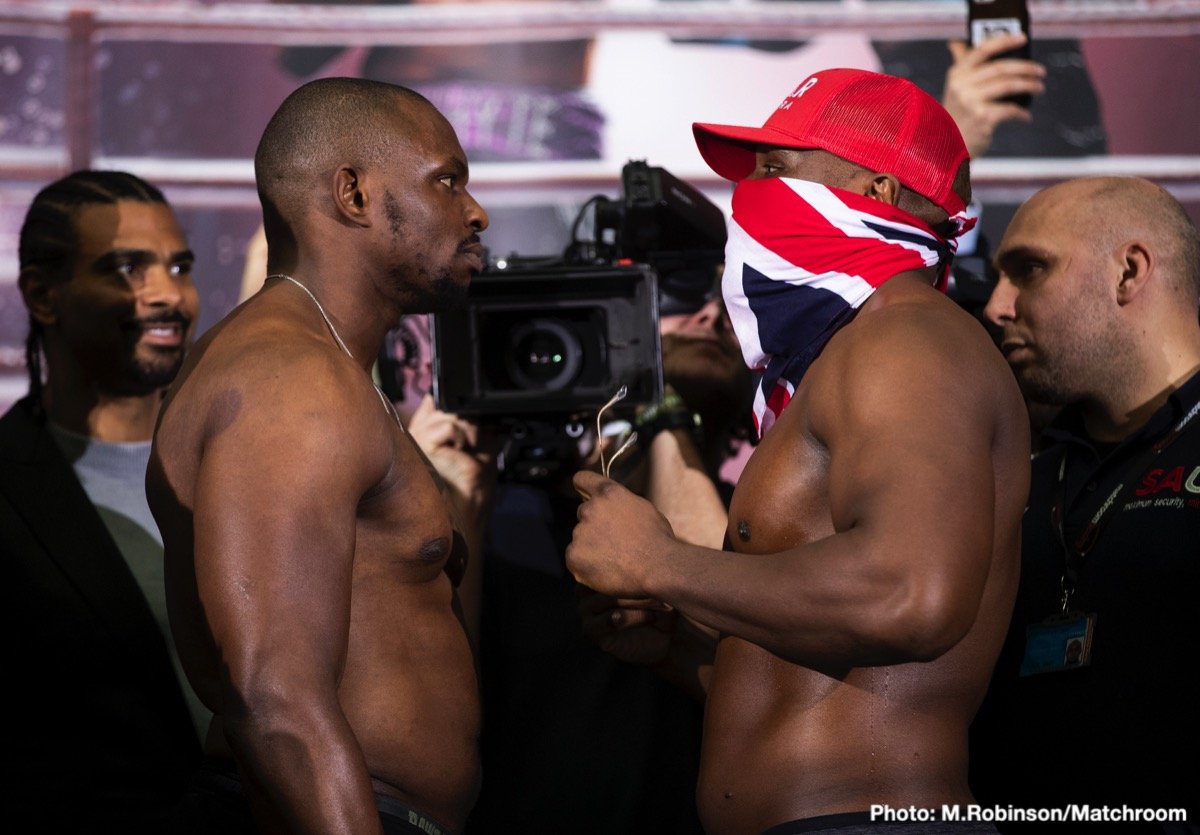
[148,284,479,831]
[695,276,1028,832]
[567,151,1029,834]
[148,87,488,834]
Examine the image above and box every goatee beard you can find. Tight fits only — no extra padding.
[395,268,470,314]
[115,349,185,396]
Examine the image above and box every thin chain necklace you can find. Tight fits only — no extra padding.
[268,273,402,426]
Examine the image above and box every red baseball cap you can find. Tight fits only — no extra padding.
[693,68,969,216]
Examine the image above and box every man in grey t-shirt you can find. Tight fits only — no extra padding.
[0,170,203,832]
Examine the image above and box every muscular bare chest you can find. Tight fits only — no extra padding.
[355,426,464,586]
[728,401,835,554]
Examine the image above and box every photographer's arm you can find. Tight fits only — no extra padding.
[645,426,728,549]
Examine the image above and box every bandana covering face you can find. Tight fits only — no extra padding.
[722,177,976,437]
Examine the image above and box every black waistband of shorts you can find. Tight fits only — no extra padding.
[196,757,455,835]
[376,792,455,835]
[761,810,998,835]
[763,812,876,834]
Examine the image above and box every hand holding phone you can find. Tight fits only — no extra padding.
[967,0,1032,107]
[945,12,1045,157]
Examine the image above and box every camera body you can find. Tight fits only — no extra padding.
[592,160,729,314]
[431,263,664,417]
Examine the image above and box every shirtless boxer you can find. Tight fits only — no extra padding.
[148,77,488,834]
[566,68,1029,834]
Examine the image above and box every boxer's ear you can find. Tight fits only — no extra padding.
[865,173,903,207]
[333,166,371,228]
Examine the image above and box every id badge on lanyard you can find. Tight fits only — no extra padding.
[1020,398,1200,676]
[1021,611,1096,676]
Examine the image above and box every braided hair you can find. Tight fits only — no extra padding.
[17,170,167,415]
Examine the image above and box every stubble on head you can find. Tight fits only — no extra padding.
[1005,184,1140,408]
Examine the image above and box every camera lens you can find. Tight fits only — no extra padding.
[505,319,583,391]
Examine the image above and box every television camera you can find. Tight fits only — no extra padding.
[430,160,727,481]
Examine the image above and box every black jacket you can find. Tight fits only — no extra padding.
[0,397,199,832]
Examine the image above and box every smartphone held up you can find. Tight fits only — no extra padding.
[967,0,1032,108]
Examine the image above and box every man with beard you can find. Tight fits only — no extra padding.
[974,177,1200,828]
[147,78,489,834]
[0,170,203,832]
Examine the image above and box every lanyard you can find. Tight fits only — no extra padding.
[1051,396,1200,613]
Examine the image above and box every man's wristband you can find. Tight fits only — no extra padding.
[634,393,703,446]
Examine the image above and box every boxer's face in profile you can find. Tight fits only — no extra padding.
[376,106,489,315]
[748,146,828,183]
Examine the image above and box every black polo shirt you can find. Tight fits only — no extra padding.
[971,369,1200,830]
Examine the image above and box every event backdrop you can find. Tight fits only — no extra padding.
[1,0,1198,406]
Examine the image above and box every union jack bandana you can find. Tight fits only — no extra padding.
[723,177,976,437]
